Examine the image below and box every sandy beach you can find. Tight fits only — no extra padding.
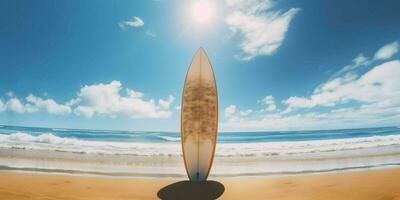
[0,168,399,200]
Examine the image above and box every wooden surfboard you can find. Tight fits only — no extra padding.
[181,47,218,181]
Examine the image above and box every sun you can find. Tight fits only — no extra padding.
[192,1,212,23]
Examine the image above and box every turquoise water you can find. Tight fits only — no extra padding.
[0,125,400,157]
[1,125,399,143]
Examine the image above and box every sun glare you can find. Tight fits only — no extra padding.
[193,1,212,23]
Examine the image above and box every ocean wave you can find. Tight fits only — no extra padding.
[51,128,71,132]
[157,135,181,142]
[52,128,118,134]
[0,132,182,156]
[1,132,400,157]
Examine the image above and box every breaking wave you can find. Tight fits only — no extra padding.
[1,132,400,157]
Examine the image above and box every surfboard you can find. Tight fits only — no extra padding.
[181,47,218,181]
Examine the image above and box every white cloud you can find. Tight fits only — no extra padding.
[1,95,71,115]
[220,104,400,131]
[225,0,300,60]
[26,94,71,115]
[0,99,4,112]
[224,96,276,119]
[6,97,28,114]
[224,105,236,117]
[0,81,174,119]
[284,60,400,109]
[222,92,400,131]
[374,41,399,60]
[239,109,252,116]
[259,95,276,111]
[72,81,174,119]
[119,17,145,29]
[330,54,369,79]
[73,107,93,118]
[158,95,175,110]
[6,91,13,97]
[284,41,400,110]
[353,53,369,65]
[145,30,156,37]
[221,42,400,131]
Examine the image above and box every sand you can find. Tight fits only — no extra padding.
[0,169,400,200]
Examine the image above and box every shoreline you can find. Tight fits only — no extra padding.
[1,168,400,199]
[2,147,400,179]
[2,164,400,180]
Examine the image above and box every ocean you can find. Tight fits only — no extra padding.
[1,125,400,178]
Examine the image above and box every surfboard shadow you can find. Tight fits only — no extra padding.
[157,180,225,200]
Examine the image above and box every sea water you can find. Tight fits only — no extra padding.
[0,125,400,178]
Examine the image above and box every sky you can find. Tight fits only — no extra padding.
[0,0,400,132]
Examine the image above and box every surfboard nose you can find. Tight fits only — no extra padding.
[196,47,206,57]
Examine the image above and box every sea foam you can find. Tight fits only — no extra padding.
[1,132,400,157]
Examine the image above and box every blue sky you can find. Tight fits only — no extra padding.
[1,0,400,131]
